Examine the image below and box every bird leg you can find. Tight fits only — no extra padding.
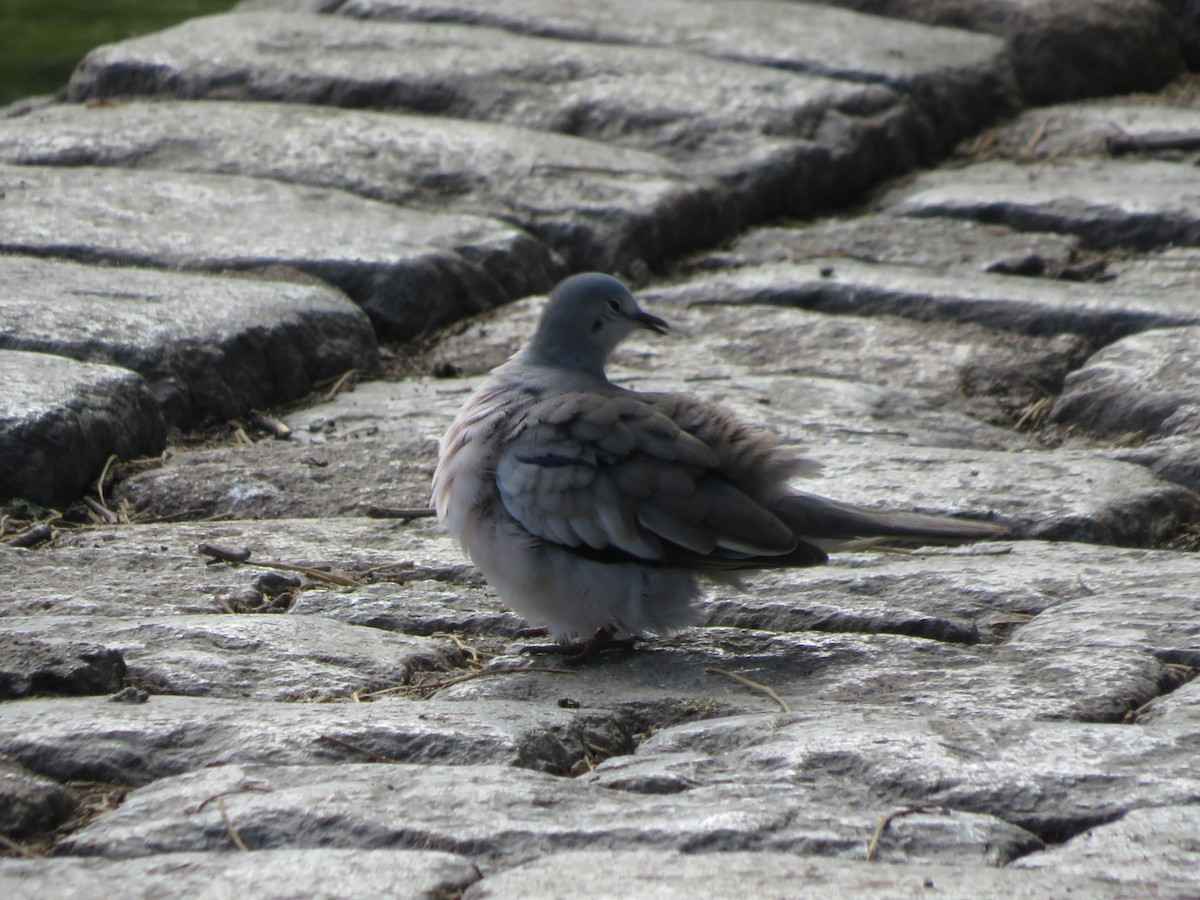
[519,626,638,665]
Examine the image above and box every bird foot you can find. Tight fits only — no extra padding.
[520,627,638,665]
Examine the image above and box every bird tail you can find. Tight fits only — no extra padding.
[775,491,1008,551]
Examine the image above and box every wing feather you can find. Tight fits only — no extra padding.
[496,390,806,568]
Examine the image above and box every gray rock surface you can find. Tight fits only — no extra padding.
[0,350,165,507]
[0,163,557,338]
[0,615,460,702]
[0,850,481,900]
[881,159,1200,250]
[334,0,1017,147]
[64,11,944,220]
[1013,804,1200,892]
[0,255,378,427]
[462,849,1162,899]
[57,761,1041,866]
[0,100,732,279]
[0,637,126,700]
[981,102,1200,162]
[0,696,631,785]
[806,0,1183,103]
[3,0,1200,895]
[650,258,1200,343]
[0,755,76,840]
[589,708,1200,840]
[694,214,1082,276]
[0,518,472,619]
[1050,327,1200,439]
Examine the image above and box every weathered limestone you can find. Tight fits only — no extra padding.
[0,615,460,702]
[1012,804,1200,894]
[0,350,165,507]
[0,850,482,900]
[0,163,558,338]
[1050,327,1200,439]
[464,850,1167,899]
[0,101,733,278]
[589,709,1200,841]
[697,214,1082,276]
[0,696,632,784]
[63,12,935,221]
[0,518,472,620]
[0,636,125,700]
[333,0,1017,151]
[980,103,1200,163]
[0,255,378,427]
[56,761,1042,866]
[649,259,1200,343]
[880,159,1200,250]
[805,0,1183,103]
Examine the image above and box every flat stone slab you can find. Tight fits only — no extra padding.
[0,636,126,700]
[0,518,471,620]
[0,349,165,508]
[880,159,1200,250]
[698,539,1200,647]
[651,259,1200,344]
[0,100,733,278]
[0,850,481,900]
[0,163,558,338]
[810,0,1182,105]
[589,708,1200,843]
[442,626,1170,727]
[1009,583,1200,667]
[0,615,462,702]
[1113,434,1200,497]
[695,214,1081,277]
[810,443,1200,547]
[63,11,920,221]
[1106,246,1200,293]
[335,0,1015,118]
[984,102,1200,162]
[1050,327,1200,439]
[463,849,1170,899]
[57,761,1039,867]
[0,696,631,785]
[1012,804,1200,894]
[0,255,378,427]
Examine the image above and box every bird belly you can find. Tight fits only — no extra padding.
[460,514,700,642]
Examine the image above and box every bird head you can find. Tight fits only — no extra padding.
[526,273,668,374]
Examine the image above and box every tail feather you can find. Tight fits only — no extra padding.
[775,492,1008,548]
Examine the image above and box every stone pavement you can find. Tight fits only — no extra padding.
[2,0,1200,895]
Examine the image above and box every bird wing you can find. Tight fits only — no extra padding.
[495,391,819,568]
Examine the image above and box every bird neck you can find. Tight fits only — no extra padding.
[519,340,611,382]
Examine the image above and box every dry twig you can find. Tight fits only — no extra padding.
[249,410,293,440]
[197,543,361,587]
[218,798,249,852]
[705,667,790,713]
[866,806,941,861]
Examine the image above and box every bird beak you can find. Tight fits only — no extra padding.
[633,309,669,335]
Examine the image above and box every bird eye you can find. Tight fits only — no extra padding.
[605,297,621,314]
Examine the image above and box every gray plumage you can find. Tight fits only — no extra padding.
[433,273,1006,646]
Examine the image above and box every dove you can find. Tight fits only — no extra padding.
[432,272,1007,661]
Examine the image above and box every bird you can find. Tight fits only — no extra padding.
[432,272,1007,662]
